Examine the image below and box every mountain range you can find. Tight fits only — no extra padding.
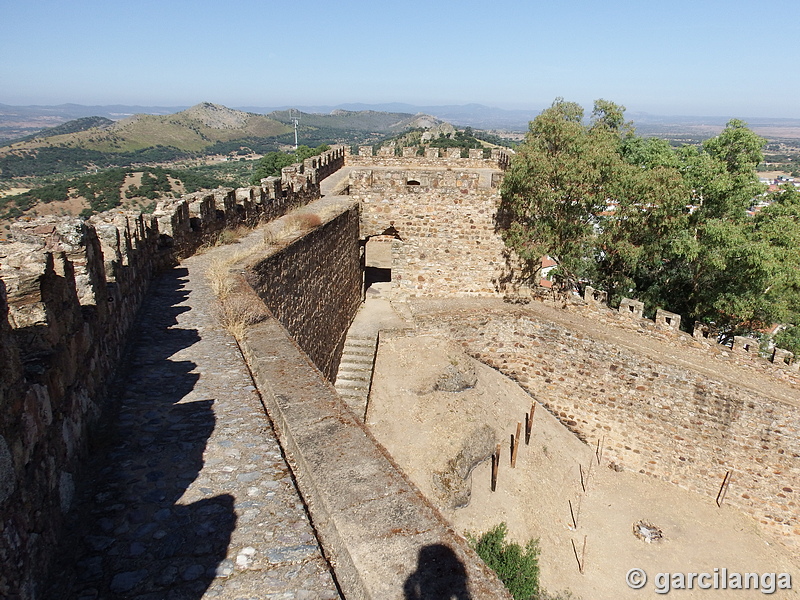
[0,103,441,155]
[4,102,800,145]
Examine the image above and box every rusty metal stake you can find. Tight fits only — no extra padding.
[716,470,732,507]
[579,464,586,493]
[569,499,577,529]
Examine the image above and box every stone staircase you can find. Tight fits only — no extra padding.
[335,334,378,421]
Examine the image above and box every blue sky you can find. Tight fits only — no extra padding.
[1,0,796,118]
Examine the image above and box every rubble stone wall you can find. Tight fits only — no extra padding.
[0,145,345,599]
[246,202,362,382]
[351,169,514,297]
[415,306,800,560]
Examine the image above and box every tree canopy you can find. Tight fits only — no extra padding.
[499,98,799,340]
[249,144,330,184]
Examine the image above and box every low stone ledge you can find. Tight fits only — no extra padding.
[238,316,511,600]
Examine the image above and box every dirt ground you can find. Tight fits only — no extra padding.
[367,334,799,599]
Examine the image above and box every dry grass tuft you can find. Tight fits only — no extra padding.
[288,212,322,230]
[262,211,322,247]
[215,227,246,246]
[216,294,268,340]
[207,258,234,299]
[206,248,269,341]
[206,208,323,339]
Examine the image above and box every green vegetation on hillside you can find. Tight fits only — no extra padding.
[501,98,800,342]
[428,127,483,151]
[0,166,227,219]
[0,105,435,180]
[761,141,800,176]
[0,145,190,178]
[14,116,115,143]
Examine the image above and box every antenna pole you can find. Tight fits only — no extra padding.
[290,109,299,150]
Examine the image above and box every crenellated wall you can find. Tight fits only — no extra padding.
[346,145,511,170]
[577,286,800,386]
[348,150,513,298]
[0,145,345,600]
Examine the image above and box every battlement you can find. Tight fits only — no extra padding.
[0,145,345,597]
[345,145,511,170]
[577,287,800,382]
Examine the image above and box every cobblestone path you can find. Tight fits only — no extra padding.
[46,249,341,599]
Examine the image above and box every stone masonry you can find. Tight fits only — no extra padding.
[3,140,800,597]
[412,299,800,560]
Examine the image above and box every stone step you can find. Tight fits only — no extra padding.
[336,370,371,383]
[345,337,376,347]
[339,356,373,367]
[338,358,373,370]
[341,346,375,358]
[337,388,365,400]
[335,327,378,423]
[335,379,369,391]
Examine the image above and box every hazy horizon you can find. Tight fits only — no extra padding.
[2,0,798,119]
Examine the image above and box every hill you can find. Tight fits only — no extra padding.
[0,103,448,179]
[268,109,438,132]
[14,116,115,143]
[1,103,291,155]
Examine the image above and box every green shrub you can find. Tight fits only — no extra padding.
[467,522,540,599]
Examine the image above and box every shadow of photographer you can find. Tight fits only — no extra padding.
[404,544,473,600]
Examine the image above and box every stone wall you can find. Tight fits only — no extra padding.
[346,146,511,170]
[575,294,800,388]
[414,303,800,560]
[246,202,363,382]
[0,145,345,599]
[350,167,514,297]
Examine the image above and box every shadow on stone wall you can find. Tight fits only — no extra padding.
[43,268,235,599]
[403,544,473,600]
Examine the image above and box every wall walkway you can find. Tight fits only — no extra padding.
[42,238,341,599]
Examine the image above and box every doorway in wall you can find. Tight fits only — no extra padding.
[364,266,391,290]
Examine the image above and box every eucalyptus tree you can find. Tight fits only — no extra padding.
[499,99,796,337]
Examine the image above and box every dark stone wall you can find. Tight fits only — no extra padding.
[247,203,362,382]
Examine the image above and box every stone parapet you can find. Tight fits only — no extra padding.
[346,146,511,171]
[619,297,644,318]
[237,315,512,600]
[246,200,362,382]
[0,145,346,599]
[576,288,798,381]
[655,308,681,330]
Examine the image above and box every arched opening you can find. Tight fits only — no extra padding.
[364,233,399,292]
[407,180,421,186]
